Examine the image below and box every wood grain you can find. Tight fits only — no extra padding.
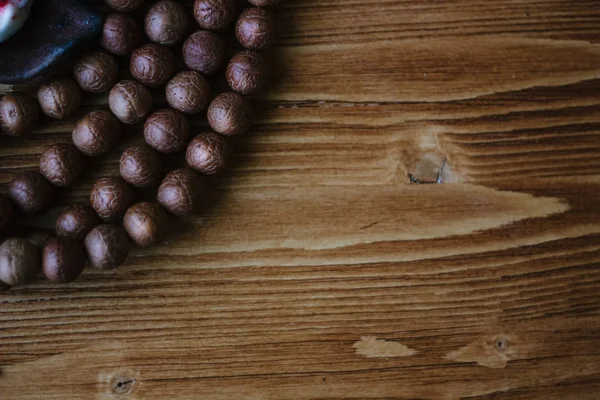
[2,0,600,399]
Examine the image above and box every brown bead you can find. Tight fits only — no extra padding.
[0,238,40,286]
[56,205,100,240]
[90,177,135,222]
[8,172,52,215]
[123,202,169,247]
[120,145,163,188]
[109,80,153,125]
[145,0,189,46]
[101,13,141,56]
[236,7,275,50]
[165,71,210,115]
[186,133,230,175]
[182,30,227,75]
[207,92,251,136]
[158,169,205,216]
[42,237,85,283]
[0,93,40,136]
[37,78,82,120]
[194,0,236,31]
[226,50,268,95]
[0,195,13,234]
[248,0,281,5]
[73,110,122,156]
[40,144,84,187]
[105,0,144,13]
[73,50,119,93]
[144,109,190,153]
[84,224,130,270]
[130,44,175,88]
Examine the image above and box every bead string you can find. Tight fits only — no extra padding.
[0,0,281,289]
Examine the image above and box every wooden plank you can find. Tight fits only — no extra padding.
[2,0,600,399]
[278,0,600,46]
[271,36,600,102]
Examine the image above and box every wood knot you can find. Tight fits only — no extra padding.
[407,154,456,184]
[109,372,138,396]
[444,334,515,369]
[495,337,509,353]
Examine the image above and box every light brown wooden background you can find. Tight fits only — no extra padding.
[2,0,600,398]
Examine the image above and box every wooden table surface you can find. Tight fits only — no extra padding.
[2,0,600,398]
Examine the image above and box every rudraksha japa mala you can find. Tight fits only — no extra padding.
[0,0,280,289]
